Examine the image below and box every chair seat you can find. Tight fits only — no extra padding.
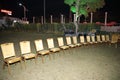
[50,48,60,52]
[103,40,106,42]
[68,44,76,48]
[23,53,36,59]
[38,50,50,55]
[107,40,110,42]
[75,43,82,46]
[60,46,69,49]
[111,41,117,44]
[5,57,21,64]
[81,42,87,45]
[93,41,98,44]
[97,41,103,43]
[88,42,94,44]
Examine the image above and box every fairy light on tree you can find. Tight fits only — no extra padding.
[64,0,105,35]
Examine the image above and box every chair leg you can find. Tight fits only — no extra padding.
[35,57,37,64]
[62,50,66,55]
[48,53,51,60]
[68,49,71,55]
[7,63,11,75]
[52,52,55,59]
[41,55,44,63]
[23,59,26,69]
[115,43,117,48]
[20,60,22,69]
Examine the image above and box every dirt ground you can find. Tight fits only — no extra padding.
[0,32,120,80]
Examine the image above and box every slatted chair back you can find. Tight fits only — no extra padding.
[101,35,106,42]
[96,35,101,42]
[66,36,72,45]
[80,36,85,43]
[86,36,91,42]
[20,41,31,54]
[72,36,77,44]
[91,36,96,42]
[47,38,55,49]
[1,43,15,59]
[111,34,118,43]
[106,35,110,41]
[57,37,64,46]
[34,39,44,51]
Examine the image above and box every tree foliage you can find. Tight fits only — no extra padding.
[64,0,105,17]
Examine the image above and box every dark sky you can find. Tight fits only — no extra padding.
[0,0,120,22]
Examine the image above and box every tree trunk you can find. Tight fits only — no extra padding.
[74,0,80,35]
[74,21,78,35]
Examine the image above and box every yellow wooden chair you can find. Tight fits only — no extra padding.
[86,35,94,44]
[72,36,82,47]
[110,34,119,48]
[34,39,51,63]
[0,43,22,74]
[79,36,88,45]
[105,35,110,42]
[91,35,98,44]
[47,38,60,55]
[96,35,103,43]
[66,36,76,48]
[57,37,69,50]
[101,35,106,43]
[19,41,37,67]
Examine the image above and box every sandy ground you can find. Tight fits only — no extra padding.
[0,32,120,80]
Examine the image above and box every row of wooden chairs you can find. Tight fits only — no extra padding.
[0,34,113,74]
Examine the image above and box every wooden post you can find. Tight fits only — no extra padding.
[50,15,53,24]
[33,16,35,23]
[41,16,43,24]
[90,12,93,23]
[105,12,107,26]
[61,14,64,24]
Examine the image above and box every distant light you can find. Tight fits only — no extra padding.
[13,20,17,23]
[1,9,12,15]
[19,3,22,6]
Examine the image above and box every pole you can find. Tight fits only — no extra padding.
[90,12,93,24]
[105,12,107,26]
[61,14,63,24]
[50,15,53,24]
[43,0,46,24]
[23,6,26,20]
[19,3,27,21]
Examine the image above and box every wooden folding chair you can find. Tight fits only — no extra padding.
[34,39,51,63]
[57,37,70,55]
[72,36,82,47]
[105,35,110,43]
[47,38,60,56]
[101,35,106,43]
[91,35,98,44]
[66,36,76,48]
[110,34,119,48]
[0,43,22,74]
[19,41,37,67]
[80,36,88,45]
[86,35,94,44]
[96,35,103,43]
[57,37,69,50]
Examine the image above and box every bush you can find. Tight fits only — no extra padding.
[2,22,103,34]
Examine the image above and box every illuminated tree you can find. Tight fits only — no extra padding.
[64,0,105,34]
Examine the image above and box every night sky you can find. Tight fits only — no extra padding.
[0,0,120,22]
